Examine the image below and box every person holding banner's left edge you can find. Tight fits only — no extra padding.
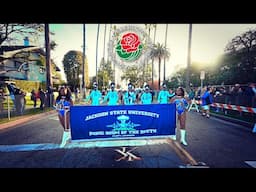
[54,86,73,147]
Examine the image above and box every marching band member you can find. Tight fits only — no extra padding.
[123,83,136,105]
[170,87,190,146]
[140,84,152,104]
[54,86,73,147]
[158,83,175,104]
[85,82,102,106]
[102,82,119,105]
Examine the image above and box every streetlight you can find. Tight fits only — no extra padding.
[79,74,82,100]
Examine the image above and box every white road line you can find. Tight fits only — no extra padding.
[48,117,59,121]
[0,139,169,152]
[0,143,60,152]
[245,161,256,168]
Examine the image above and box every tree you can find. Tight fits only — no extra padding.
[145,24,157,86]
[164,24,168,82]
[0,24,44,45]
[121,63,152,88]
[62,50,89,89]
[97,58,114,90]
[150,42,170,90]
[96,24,100,84]
[167,61,216,90]
[225,28,256,83]
[102,24,107,88]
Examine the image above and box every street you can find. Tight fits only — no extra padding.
[0,111,255,168]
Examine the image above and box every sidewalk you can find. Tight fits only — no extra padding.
[0,108,56,130]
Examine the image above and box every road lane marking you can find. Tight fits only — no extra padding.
[245,161,256,168]
[166,138,198,166]
[115,147,141,161]
[48,116,59,121]
[0,143,60,152]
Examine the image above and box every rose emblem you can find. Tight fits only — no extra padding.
[116,32,143,62]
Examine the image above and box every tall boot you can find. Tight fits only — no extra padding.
[180,129,188,146]
[60,131,71,148]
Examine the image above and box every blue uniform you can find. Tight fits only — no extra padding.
[158,90,175,104]
[201,91,213,106]
[56,98,71,117]
[123,91,136,105]
[86,90,102,106]
[173,97,188,115]
[141,92,152,104]
[103,90,119,105]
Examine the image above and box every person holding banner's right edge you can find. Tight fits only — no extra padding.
[170,87,190,146]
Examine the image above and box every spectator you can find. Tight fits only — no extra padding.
[0,88,5,112]
[6,83,16,110]
[201,86,214,118]
[244,83,255,97]
[31,89,37,108]
[188,88,195,100]
[38,88,46,110]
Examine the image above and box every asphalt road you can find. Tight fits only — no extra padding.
[183,111,256,168]
[0,111,255,168]
[0,113,189,168]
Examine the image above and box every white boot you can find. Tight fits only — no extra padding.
[180,129,188,146]
[170,129,176,140]
[60,131,71,148]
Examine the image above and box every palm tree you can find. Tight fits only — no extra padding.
[96,24,100,84]
[102,24,107,88]
[152,24,157,86]
[150,42,170,90]
[145,24,155,85]
[163,24,168,82]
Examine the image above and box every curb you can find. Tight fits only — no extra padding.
[0,110,56,130]
[209,112,254,128]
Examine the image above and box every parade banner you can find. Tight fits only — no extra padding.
[70,104,176,141]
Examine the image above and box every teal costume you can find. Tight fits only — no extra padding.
[86,90,102,106]
[103,90,119,105]
[158,90,175,104]
[123,91,136,105]
[141,92,152,104]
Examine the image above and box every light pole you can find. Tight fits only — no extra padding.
[82,24,86,99]
[79,74,82,100]
[186,24,192,92]
[45,23,53,107]
[96,24,100,85]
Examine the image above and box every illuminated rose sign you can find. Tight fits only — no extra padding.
[108,25,153,68]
